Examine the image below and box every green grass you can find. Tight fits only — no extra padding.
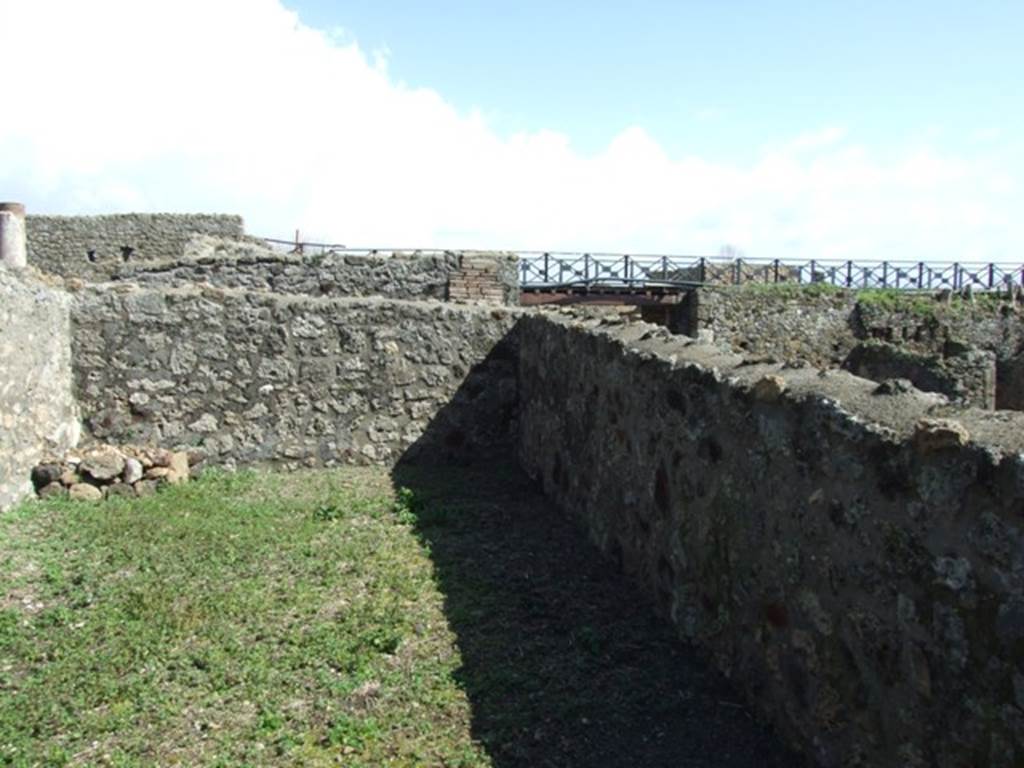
[856,287,1014,318]
[0,464,798,768]
[856,288,941,318]
[0,469,486,767]
[722,283,1015,317]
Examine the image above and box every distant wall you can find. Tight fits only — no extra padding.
[113,236,520,305]
[683,286,858,367]
[0,268,80,509]
[685,286,1024,408]
[70,285,520,467]
[26,214,244,279]
[854,296,1024,354]
[518,313,1024,768]
[845,341,996,410]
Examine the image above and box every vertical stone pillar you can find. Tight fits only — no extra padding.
[0,203,27,269]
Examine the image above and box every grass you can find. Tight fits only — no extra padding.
[0,464,799,768]
[0,469,485,767]
[856,287,1015,318]
[720,283,1016,317]
[856,288,942,318]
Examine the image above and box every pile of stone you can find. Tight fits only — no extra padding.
[30,444,201,501]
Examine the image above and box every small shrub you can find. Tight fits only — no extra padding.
[392,487,421,525]
[325,715,380,750]
[392,487,453,528]
[857,288,937,318]
[313,502,344,521]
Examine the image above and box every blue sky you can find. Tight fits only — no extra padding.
[292,0,1022,160]
[1,0,1022,259]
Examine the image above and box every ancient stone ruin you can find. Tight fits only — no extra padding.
[31,443,198,501]
[677,284,1024,410]
[2,207,1023,767]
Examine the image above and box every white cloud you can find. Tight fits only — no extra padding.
[1,0,1021,261]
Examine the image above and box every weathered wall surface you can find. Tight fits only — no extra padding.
[0,268,80,510]
[845,340,997,410]
[70,285,520,468]
[112,236,520,305]
[683,286,859,367]
[26,214,244,279]
[686,287,1024,408]
[998,351,1024,410]
[518,313,1024,768]
[854,296,1024,356]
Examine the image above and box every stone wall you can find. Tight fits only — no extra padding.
[845,340,997,410]
[685,286,1024,409]
[517,313,1024,768]
[112,236,520,305]
[854,295,1024,356]
[0,268,80,510]
[26,214,244,279]
[70,284,520,468]
[683,286,859,367]
[854,297,1024,407]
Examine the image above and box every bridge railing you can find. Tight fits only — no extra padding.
[517,253,1024,292]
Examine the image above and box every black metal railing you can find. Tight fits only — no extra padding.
[516,252,1024,292]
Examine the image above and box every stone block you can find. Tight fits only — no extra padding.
[69,483,102,502]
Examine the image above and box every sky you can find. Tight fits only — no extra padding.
[1,0,1022,260]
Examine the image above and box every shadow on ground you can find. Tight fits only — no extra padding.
[391,459,805,768]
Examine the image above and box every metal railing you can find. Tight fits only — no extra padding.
[516,253,1024,292]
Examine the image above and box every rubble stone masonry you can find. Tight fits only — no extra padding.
[26,213,245,279]
[518,312,1024,768]
[70,284,520,468]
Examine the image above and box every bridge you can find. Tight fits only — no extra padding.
[516,252,1024,305]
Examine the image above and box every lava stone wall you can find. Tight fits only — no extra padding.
[845,341,997,410]
[682,286,859,366]
[114,236,520,305]
[686,286,1024,409]
[26,214,245,279]
[517,313,1024,768]
[71,285,520,468]
[0,268,80,510]
[854,296,1024,356]
[854,299,1024,408]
